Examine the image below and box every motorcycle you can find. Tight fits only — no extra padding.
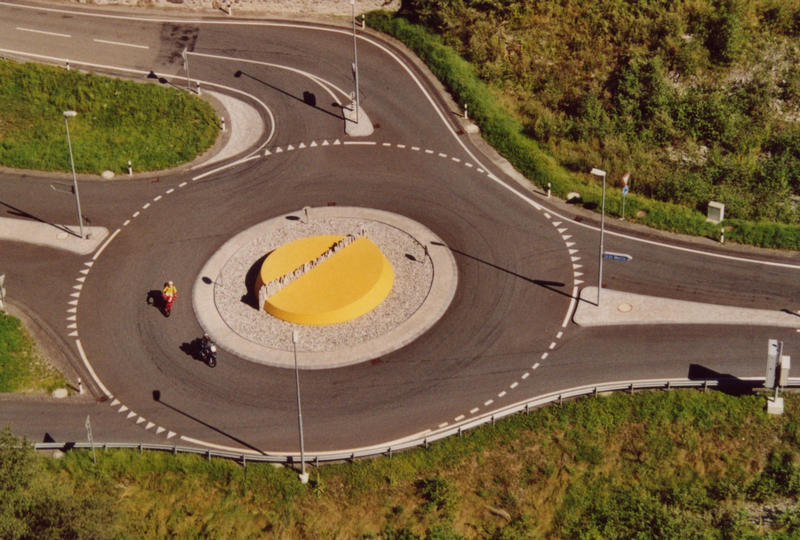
[161,292,177,317]
[199,338,217,367]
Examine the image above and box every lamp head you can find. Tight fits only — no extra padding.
[63,110,77,118]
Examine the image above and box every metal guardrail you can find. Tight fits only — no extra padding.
[34,376,800,465]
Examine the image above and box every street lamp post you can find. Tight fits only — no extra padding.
[292,330,309,484]
[351,0,360,124]
[590,168,607,306]
[63,110,85,239]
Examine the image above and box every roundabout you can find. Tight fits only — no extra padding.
[193,206,458,368]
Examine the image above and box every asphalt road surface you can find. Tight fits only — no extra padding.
[1,1,799,456]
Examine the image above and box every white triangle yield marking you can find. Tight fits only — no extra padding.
[68,331,78,337]
[136,416,146,424]
[80,268,90,275]
[68,300,78,305]
[126,411,136,419]
[310,140,318,147]
[66,315,76,321]
[562,235,572,241]
[67,307,77,313]
[156,427,165,435]
[264,149,271,156]
[145,422,155,430]
[76,277,85,283]
[73,284,83,290]
[110,399,120,407]
[575,272,584,277]
[565,242,575,248]
[167,431,176,439]
[67,323,77,329]
[298,142,306,149]
[568,249,578,255]
[275,147,283,153]
[558,227,568,234]
[571,256,581,262]
[573,264,583,269]
[84,261,94,268]
[575,279,584,285]
[119,405,128,413]
[552,221,562,227]
[544,212,551,219]
[70,292,80,298]
[322,140,330,146]
[333,139,341,145]
[287,144,295,151]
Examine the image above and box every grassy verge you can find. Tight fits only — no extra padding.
[366,12,800,250]
[0,59,218,174]
[5,390,800,537]
[0,313,67,393]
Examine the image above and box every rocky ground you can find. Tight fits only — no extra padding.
[50,0,400,17]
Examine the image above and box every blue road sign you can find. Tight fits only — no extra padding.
[622,185,629,196]
[603,252,632,262]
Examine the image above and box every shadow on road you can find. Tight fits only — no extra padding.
[234,69,344,121]
[145,289,170,317]
[687,364,759,395]
[0,200,79,237]
[152,390,267,455]
[438,243,581,303]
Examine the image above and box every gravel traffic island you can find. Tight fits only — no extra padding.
[193,207,458,369]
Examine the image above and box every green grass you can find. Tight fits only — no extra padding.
[0,59,218,174]
[5,390,800,537]
[0,313,67,393]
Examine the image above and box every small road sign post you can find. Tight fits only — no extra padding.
[85,415,96,464]
[620,172,630,221]
[0,274,6,314]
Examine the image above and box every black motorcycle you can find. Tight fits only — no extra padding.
[199,337,217,368]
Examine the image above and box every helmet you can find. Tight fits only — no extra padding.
[168,280,174,286]
[210,344,217,352]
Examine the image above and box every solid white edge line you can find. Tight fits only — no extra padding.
[75,339,112,397]
[192,154,260,181]
[343,141,377,145]
[92,228,120,260]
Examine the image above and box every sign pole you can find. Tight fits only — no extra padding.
[85,415,96,464]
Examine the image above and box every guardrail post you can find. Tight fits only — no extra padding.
[703,380,708,393]
[491,415,495,426]
[593,387,598,398]
[424,438,428,449]
[138,443,142,453]
[206,450,211,460]
[666,380,671,391]
[242,455,247,468]
[525,403,529,415]
[388,447,393,458]
[629,383,634,394]
[173,446,177,455]
[314,456,319,467]
[558,394,562,405]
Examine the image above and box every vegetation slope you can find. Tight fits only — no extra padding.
[4,391,800,538]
